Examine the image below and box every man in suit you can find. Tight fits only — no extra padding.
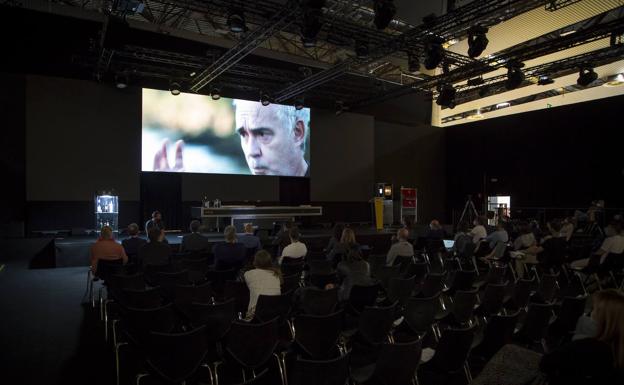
[180,220,209,253]
[121,223,147,265]
[139,228,171,267]
[239,223,262,253]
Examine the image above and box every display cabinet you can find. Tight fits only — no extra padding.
[95,193,119,234]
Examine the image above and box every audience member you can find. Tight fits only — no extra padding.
[280,227,307,264]
[470,216,488,244]
[213,225,247,271]
[425,219,446,239]
[336,249,372,301]
[90,226,127,274]
[121,223,146,259]
[535,220,568,270]
[139,228,171,267]
[239,223,262,252]
[327,227,360,262]
[272,221,294,255]
[243,250,281,319]
[179,220,209,253]
[386,228,414,266]
[513,222,537,250]
[540,289,624,384]
[571,221,624,270]
[485,221,509,249]
[326,223,345,251]
[452,221,473,255]
[573,289,624,341]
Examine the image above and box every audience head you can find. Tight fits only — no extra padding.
[189,220,201,233]
[148,227,161,243]
[152,210,162,221]
[100,226,113,240]
[592,289,624,367]
[397,228,409,241]
[127,223,139,236]
[244,223,254,234]
[253,250,281,279]
[429,219,441,230]
[340,228,356,245]
[332,223,345,240]
[457,221,470,233]
[224,225,237,243]
[474,216,486,226]
[289,227,300,242]
[547,219,563,234]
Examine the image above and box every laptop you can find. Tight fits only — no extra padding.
[443,239,455,250]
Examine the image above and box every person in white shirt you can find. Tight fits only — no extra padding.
[386,228,414,266]
[244,250,282,319]
[470,216,488,244]
[279,227,307,264]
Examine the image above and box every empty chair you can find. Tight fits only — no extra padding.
[418,273,445,297]
[404,294,439,336]
[347,284,380,314]
[553,295,587,335]
[351,339,422,385]
[255,291,294,323]
[473,310,521,360]
[190,299,236,345]
[387,276,416,307]
[538,272,560,303]
[119,287,163,308]
[357,302,398,346]
[517,302,554,348]
[404,261,429,283]
[181,257,209,284]
[447,269,477,293]
[300,287,339,315]
[281,260,305,276]
[374,265,401,289]
[223,280,251,316]
[510,276,535,310]
[294,310,344,359]
[392,255,413,274]
[120,303,178,346]
[478,282,508,316]
[143,263,173,285]
[418,323,476,384]
[137,325,208,384]
[108,273,146,292]
[290,352,350,385]
[282,273,301,293]
[368,255,387,277]
[476,265,508,288]
[173,282,214,315]
[450,289,479,326]
[206,269,237,298]
[94,259,125,282]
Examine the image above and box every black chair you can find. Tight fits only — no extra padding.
[374,265,401,289]
[154,270,190,301]
[119,287,163,308]
[120,303,178,347]
[95,258,125,282]
[509,276,535,310]
[282,273,301,293]
[144,263,173,285]
[517,302,554,349]
[137,325,208,385]
[173,282,214,316]
[224,280,251,316]
[255,291,294,323]
[207,269,237,299]
[418,323,476,384]
[387,276,416,307]
[347,284,380,314]
[404,294,438,336]
[552,295,587,336]
[308,259,334,275]
[281,259,305,276]
[108,273,146,292]
[404,261,429,282]
[294,310,344,359]
[351,339,422,385]
[310,273,338,289]
[473,310,520,360]
[450,289,479,326]
[477,282,508,316]
[290,352,350,385]
[537,272,560,303]
[447,269,477,293]
[300,287,339,315]
[181,257,209,284]
[357,302,397,345]
[392,255,413,274]
[417,273,445,297]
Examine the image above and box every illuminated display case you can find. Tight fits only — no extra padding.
[95,193,119,234]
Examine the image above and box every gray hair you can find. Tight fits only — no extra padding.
[233,99,310,152]
[127,223,139,236]
[224,225,237,242]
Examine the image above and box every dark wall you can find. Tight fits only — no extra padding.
[446,94,624,221]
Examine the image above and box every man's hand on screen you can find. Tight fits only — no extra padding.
[153,139,185,171]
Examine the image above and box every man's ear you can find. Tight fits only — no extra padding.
[293,120,306,145]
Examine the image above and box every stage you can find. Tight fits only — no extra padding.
[2,227,397,268]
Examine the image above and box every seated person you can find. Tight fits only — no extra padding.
[326,223,345,251]
[272,221,295,255]
[336,249,372,301]
[180,220,209,253]
[239,223,262,253]
[452,221,473,255]
[425,219,446,239]
[485,221,509,249]
[470,216,488,244]
[561,217,575,242]
[535,220,568,270]
[386,228,414,266]
[571,221,624,271]
[139,228,171,267]
[121,223,147,261]
[573,289,624,341]
[279,228,307,264]
[327,227,360,262]
[90,226,128,274]
[213,225,247,271]
[513,222,537,251]
[243,250,282,319]
[540,289,624,385]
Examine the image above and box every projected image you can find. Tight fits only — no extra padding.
[142,89,311,177]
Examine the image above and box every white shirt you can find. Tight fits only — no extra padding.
[386,240,414,266]
[244,269,281,317]
[470,225,487,244]
[279,241,307,264]
[599,234,624,263]
[514,233,536,250]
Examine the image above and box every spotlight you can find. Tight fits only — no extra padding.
[505,61,525,90]
[355,41,369,59]
[577,67,598,87]
[537,75,554,86]
[210,87,221,100]
[260,92,272,106]
[227,9,246,33]
[407,51,420,72]
[373,0,396,30]
[467,25,489,58]
[169,81,181,96]
[496,102,511,109]
[300,9,322,48]
[294,97,305,110]
[424,38,444,70]
[115,74,128,89]
[436,84,456,109]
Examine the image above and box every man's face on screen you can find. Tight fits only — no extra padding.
[236,101,305,176]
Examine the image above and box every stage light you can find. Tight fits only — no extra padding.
[496,102,510,109]
[373,0,396,30]
[505,61,525,90]
[227,9,246,33]
[300,9,322,48]
[115,74,128,89]
[537,75,555,86]
[436,83,456,109]
[604,73,624,87]
[169,81,181,96]
[260,92,272,106]
[424,38,444,70]
[467,25,489,58]
[355,40,369,59]
[294,97,305,110]
[577,67,598,87]
[210,87,221,100]
[407,51,420,72]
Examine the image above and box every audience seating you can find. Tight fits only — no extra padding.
[290,352,350,385]
[351,339,422,385]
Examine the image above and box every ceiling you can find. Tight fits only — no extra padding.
[3,0,624,122]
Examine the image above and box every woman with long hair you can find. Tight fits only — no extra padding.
[243,250,282,319]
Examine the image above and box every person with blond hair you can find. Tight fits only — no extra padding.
[244,250,282,319]
[541,289,624,384]
[90,226,127,274]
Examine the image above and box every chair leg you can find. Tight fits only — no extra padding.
[99,287,105,320]
[463,362,473,383]
[136,373,149,385]
[115,342,128,385]
[274,352,287,385]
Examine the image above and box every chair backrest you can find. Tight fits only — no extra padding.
[459,242,477,259]
[300,287,338,315]
[478,310,521,359]
[512,277,535,310]
[120,287,163,308]
[358,302,397,344]
[481,282,508,316]
[181,257,209,272]
[430,324,476,372]
[538,272,560,303]
[225,317,279,369]
[374,265,401,289]
[485,265,508,285]
[281,259,305,276]
[146,325,208,383]
[421,272,445,297]
[109,273,146,292]
[404,294,438,334]
[206,269,237,297]
[374,339,423,385]
[292,352,350,385]
[520,302,554,343]
[255,290,293,322]
[387,276,416,307]
[223,280,251,315]
[95,258,124,281]
[154,270,189,287]
[190,299,236,342]
[392,255,413,273]
[173,282,214,311]
[294,310,344,359]
[452,289,479,325]
[449,269,477,292]
[308,259,333,275]
[310,272,338,289]
[347,284,380,314]
[404,261,429,282]
[557,295,588,333]
[122,303,177,345]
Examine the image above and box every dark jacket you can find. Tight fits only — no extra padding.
[122,237,147,257]
[139,241,171,267]
[213,242,247,271]
[180,232,210,253]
